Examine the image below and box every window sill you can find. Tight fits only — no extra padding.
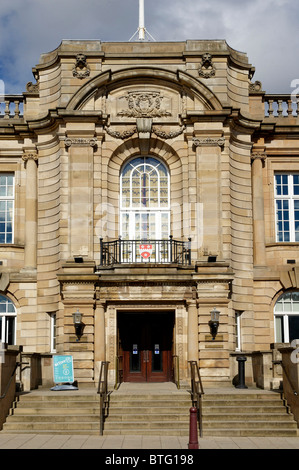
[266,242,299,247]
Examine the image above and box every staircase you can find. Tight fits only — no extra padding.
[1,390,102,435]
[1,385,298,437]
[103,387,191,436]
[201,391,298,437]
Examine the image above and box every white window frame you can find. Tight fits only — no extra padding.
[120,156,170,240]
[0,295,16,345]
[0,173,14,244]
[235,311,242,351]
[274,292,299,343]
[50,313,57,353]
[274,173,299,242]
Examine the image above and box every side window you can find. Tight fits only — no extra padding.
[50,313,56,352]
[274,291,299,343]
[0,173,14,244]
[0,295,16,345]
[274,173,299,242]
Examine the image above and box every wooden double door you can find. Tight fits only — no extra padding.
[118,311,174,382]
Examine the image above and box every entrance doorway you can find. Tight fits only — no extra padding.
[117,311,175,382]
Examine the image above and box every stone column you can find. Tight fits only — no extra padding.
[65,136,97,259]
[187,300,199,362]
[94,302,106,380]
[251,153,266,266]
[22,150,38,270]
[192,136,225,258]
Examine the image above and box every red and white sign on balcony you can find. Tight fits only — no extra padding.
[139,244,153,259]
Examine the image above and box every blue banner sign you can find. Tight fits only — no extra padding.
[53,355,74,384]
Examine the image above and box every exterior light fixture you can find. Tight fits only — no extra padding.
[72,309,84,341]
[209,307,220,340]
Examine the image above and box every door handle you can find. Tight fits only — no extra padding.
[143,350,149,362]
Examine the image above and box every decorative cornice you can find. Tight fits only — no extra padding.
[192,136,225,148]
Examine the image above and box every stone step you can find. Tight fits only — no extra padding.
[103,421,189,430]
[202,420,297,429]
[2,421,101,431]
[14,400,101,408]
[105,413,191,422]
[202,413,294,422]
[5,414,101,422]
[10,407,101,415]
[17,394,100,402]
[107,400,191,408]
[109,393,190,401]
[202,406,289,414]
[107,407,189,415]
[202,429,299,437]
[202,399,283,407]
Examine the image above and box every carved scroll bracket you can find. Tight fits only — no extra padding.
[64,137,97,149]
[192,136,225,148]
[22,150,38,167]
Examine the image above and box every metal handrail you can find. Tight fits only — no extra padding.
[189,360,204,437]
[0,362,20,400]
[97,361,110,435]
[99,236,191,267]
[173,355,180,389]
[276,360,298,397]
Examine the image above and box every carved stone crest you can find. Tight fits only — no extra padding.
[117,91,171,118]
[198,53,216,79]
[72,54,90,79]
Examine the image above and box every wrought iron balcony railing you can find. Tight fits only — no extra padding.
[99,236,191,266]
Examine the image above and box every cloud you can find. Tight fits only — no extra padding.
[0,0,298,94]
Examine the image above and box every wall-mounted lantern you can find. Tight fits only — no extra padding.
[72,309,84,341]
[209,307,220,340]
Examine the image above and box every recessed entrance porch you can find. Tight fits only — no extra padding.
[117,311,175,383]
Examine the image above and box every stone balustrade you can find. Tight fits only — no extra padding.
[0,95,24,119]
[264,94,299,118]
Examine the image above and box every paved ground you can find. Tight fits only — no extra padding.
[0,433,299,449]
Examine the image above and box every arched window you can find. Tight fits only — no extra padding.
[120,156,170,240]
[0,295,16,345]
[274,291,299,343]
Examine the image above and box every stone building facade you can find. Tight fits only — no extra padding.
[0,39,298,387]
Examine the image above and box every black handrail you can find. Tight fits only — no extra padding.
[99,236,191,267]
[189,360,204,438]
[97,361,110,435]
[276,360,298,397]
[173,355,180,389]
[0,362,20,400]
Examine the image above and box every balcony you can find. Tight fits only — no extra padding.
[99,236,191,267]
[264,94,299,118]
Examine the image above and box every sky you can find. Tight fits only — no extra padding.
[0,0,298,95]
